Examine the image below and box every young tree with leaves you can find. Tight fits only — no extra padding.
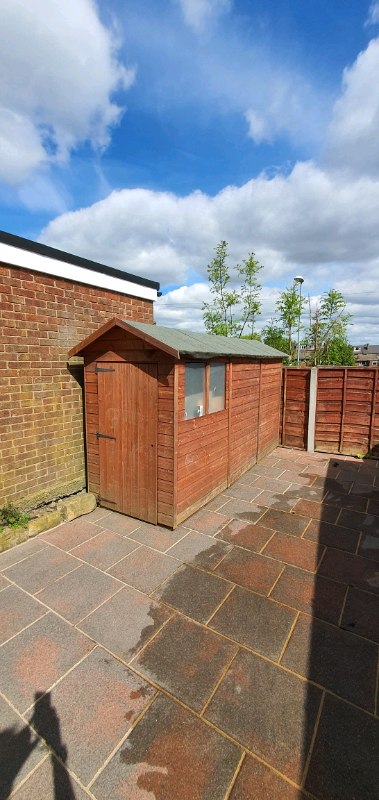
[202,242,263,337]
[237,252,263,337]
[275,284,306,362]
[304,289,354,365]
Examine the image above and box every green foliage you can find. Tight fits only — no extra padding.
[261,320,290,362]
[304,289,354,366]
[0,502,30,529]
[276,285,306,362]
[241,332,262,341]
[202,242,263,337]
[236,252,263,336]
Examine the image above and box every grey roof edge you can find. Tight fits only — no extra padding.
[126,321,288,359]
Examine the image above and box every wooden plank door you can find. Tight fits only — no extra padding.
[97,362,158,523]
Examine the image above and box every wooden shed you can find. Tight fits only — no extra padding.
[68,318,286,528]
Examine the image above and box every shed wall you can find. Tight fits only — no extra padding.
[0,262,153,510]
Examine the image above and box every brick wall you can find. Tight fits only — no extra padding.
[0,262,154,510]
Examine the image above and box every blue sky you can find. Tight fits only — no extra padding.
[1,0,379,340]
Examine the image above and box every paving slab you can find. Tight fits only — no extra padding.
[305,693,379,800]
[108,545,180,593]
[91,693,242,800]
[340,586,379,643]
[262,531,324,572]
[319,547,379,593]
[303,518,359,553]
[281,613,378,713]
[0,613,94,712]
[0,694,48,800]
[11,757,93,800]
[229,756,306,800]
[35,563,121,624]
[258,507,311,537]
[0,584,47,646]
[152,563,231,623]
[0,537,47,571]
[270,565,346,625]
[127,522,187,551]
[215,519,274,551]
[78,585,172,662]
[167,530,232,569]
[2,546,80,595]
[95,511,142,535]
[40,519,101,551]
[183,509,232,535]
[214,547,284,595]
[204,648,322,784]
[209,585,297,660]
[132,614,238,712]
[27,647,156,786]
[70,529,140,570]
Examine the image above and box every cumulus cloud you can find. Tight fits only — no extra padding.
[177,0,232,31]
[41,161,379,283]
[0,0,134,184]
[325,37,379,174]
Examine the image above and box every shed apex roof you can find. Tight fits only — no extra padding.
[126,321,287,359]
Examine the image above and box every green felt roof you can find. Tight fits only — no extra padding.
[126,321,287,359]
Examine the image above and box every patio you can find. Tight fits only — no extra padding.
[0,446,378,800]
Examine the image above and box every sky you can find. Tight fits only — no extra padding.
[1,0,379,342]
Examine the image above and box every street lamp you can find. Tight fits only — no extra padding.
[294,276,304,367]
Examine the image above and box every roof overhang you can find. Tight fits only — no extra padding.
[68,318,180,360]
[0,231,159,302]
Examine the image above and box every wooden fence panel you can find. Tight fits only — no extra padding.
[281,366,379,456]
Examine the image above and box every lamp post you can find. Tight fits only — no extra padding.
[294,276,304,367]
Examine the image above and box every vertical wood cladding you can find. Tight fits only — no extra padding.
[0,262,153,510]
[281,367,379,456]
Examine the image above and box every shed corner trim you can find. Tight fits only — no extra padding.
[67,317,180,360]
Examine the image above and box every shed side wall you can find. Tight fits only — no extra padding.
[258,360,282,457]
[0,262,153,510]
[83,329,175,527]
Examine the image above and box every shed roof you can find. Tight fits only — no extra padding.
[127,321,288,359]
[68,317,287,360]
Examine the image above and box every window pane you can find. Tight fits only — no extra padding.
[209,363,226,413]
[185,363,206,419]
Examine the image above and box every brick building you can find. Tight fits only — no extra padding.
[0,230,159,510]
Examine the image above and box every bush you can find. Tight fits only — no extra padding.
[0,502,30,529]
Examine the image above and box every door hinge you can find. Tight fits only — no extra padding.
[99,497,117,504]
[97,432,116,440]
[95,365,115,374]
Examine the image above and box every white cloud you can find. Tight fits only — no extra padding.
[0,0,134,184]
[365,1,379,26]
[40,161,379,308]
[177,0,231,31]
[325,37,379,174]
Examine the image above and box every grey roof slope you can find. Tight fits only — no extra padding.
[126,321,287,359]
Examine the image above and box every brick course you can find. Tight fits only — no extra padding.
[0,262,154,509]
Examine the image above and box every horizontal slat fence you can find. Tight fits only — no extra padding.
[281,367,379,456]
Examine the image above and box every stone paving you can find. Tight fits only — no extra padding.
[0,446,379,799]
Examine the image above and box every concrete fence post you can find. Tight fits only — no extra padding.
[307,367,318,452]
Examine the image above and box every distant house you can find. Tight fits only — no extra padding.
[353,345,379,367]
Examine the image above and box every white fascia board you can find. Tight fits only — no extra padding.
[0,242,157,303]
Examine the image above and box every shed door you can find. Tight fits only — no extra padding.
[97,362,158,524]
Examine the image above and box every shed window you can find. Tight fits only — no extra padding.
[209,363,226,413]
[185,363,206,419]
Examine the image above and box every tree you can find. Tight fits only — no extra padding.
[276,285,306,362]
[202,242,263,337]
[261,319,290,361]
[236,253,263,337]
[304,289,353,365]
[202,241,240,336]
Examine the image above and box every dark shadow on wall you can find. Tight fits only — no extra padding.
[67,361,87,487]
[0,692,77,800]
